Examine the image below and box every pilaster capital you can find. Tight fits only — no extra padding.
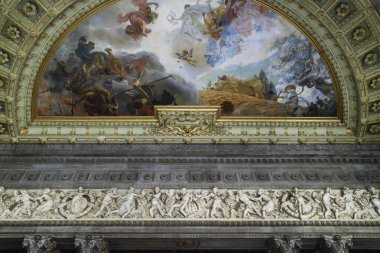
[74,235,109,253]
[22,235,58,253]
[267,235,302,253]
[321,235,353,253]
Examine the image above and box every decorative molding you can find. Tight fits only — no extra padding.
[0,186,379,225]
[0,155,378,165]
[20,107,354,144]
[0,143,378,189]
[2,219,380,228]
[1,167,379,188]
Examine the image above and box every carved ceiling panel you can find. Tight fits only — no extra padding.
[0,0,379,144]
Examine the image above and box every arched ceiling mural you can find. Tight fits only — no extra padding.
[35,0,338,118]
[0,0,379,144]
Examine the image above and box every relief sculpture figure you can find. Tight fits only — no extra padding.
[337,187,358,219]
[95,187,120,217]
[166,188,193,217]
[369,186,380,216]
[252,189,275,218]
[34,188,54,216]
[238,190,262,218]
[111,187,141,218]
[12,190,34,218]
[322,187,339,218]
[150,186,165,218]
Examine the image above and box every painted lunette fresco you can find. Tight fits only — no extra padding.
[36,0,337,117]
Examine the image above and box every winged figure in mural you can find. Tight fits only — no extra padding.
[176,49,197,66]
[117,0,159,41]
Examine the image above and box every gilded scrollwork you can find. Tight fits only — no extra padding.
[0,186,379,222]
[151,108,223,136]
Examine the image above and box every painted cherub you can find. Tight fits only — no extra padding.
[176,49,197,66]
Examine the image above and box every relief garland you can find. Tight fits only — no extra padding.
[0,186,379,221]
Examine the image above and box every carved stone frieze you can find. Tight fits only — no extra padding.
[0,186,379,223]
